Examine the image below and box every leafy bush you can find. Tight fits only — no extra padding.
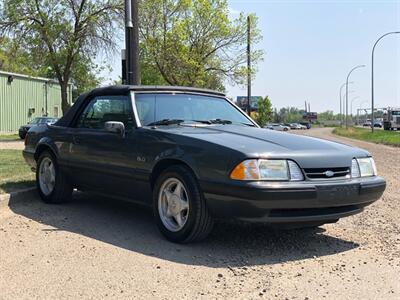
[255,96,272,127]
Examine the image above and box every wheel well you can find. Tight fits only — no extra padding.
[34,144,55,161]
[150,159,197,189]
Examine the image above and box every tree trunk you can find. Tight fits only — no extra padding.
[60,82,71,114]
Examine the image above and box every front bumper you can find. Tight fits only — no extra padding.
[201,176,386,223]
[18,128,28,138]
[23,149,36,170]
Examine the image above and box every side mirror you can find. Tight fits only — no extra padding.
[104,121,125,138]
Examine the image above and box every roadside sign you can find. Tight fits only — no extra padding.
[236,96,262,111]
[303,112,318,120]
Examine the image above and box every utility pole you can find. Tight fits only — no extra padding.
[125,0,140,85]
[304,101,307,113]
[247,15,251,115]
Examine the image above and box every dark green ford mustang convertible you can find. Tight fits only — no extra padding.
[23,86,386,243]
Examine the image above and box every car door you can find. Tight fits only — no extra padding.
[67,94,140,198]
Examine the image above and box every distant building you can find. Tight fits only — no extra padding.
[0,71,72,133]
[236,96,262,111]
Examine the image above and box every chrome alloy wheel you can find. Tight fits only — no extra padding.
[38,157,56,196]
[158,178,190,232]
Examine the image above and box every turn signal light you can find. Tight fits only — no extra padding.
[230,160,260,180]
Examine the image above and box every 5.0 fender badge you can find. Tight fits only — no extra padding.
[137,156,146,162]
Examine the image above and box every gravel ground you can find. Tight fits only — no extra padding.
[0,128,399,299]
[0,140,25,150]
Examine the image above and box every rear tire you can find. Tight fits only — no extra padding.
[153,165,214,243]
[36,151,72,204]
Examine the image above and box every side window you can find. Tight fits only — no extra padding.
[76,95,133,130]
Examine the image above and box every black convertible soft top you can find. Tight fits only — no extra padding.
[55,85,226,127]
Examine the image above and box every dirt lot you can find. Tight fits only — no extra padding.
[0,128,399,299]
[0,140,25,150]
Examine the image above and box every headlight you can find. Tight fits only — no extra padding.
[351,157,377,178]
[259,160,288,180]
[230,159,304,181]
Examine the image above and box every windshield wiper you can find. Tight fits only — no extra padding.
[196,119,256,127]
[208,119,233,125]
[147,119,256,127]
[147,119,184,126]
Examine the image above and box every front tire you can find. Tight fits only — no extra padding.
[36,151,72,204]
[153,165,214,243]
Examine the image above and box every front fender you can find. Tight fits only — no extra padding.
[152,146,201,179]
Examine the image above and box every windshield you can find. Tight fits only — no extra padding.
[134,93,254,127]
[29,118,42,124]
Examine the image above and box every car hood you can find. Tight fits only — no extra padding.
[156,124,370,168]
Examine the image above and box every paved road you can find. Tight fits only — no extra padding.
[0,128,399,299]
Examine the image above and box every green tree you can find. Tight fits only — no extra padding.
[0,37,37,75]
[139,0,263,90]
[255,96,272,127]
[275,107,305,123]
[318,110,344,121]
[0,0,123,113]
[0,36,103,100]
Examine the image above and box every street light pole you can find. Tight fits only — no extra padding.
[371,31,399,132]
[339,82,353,127]
[343,89,354,126]
[346,65,365,128]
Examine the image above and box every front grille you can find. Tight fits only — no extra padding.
[303,167,350,180]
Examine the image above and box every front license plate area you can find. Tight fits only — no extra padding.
[317,183,360,204]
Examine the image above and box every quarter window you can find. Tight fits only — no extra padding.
[76,96,134,130]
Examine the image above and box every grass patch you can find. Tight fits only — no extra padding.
[333,127,400,147]
[0,149,35,194]
[0,133,20,141]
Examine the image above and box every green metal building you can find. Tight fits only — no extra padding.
[0,70,72,133]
